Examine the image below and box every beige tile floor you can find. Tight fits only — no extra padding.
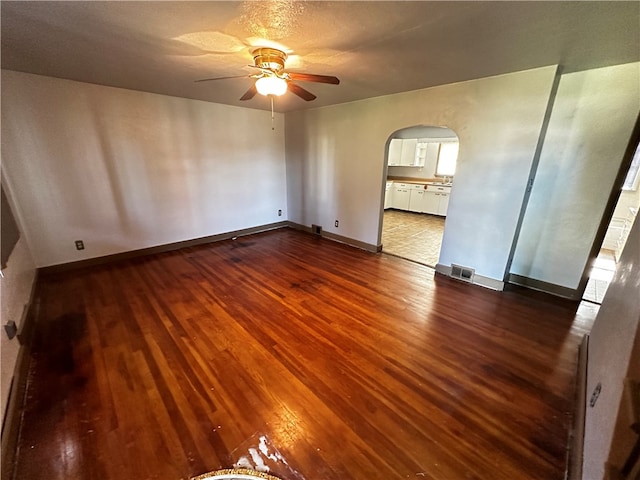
[583,249,616,304]
[382,209,445,267]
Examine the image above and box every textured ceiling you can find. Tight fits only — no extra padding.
[2,1,638,112]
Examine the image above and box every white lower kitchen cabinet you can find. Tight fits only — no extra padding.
[384,181,394,209]
[437,193,450,215]
[408,186,445,216]
[408,184,426,212]
[392,183,410,210]
[422,191,441,214]
[425,185,451,216]
[386,181,451,216]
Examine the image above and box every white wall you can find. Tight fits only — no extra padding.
[1,71,287,268]
[582,210,640,479]
[510,63,640,289]
[285,66,557,282]
[0,235,37,418]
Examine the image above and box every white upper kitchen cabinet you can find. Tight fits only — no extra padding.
[389,138,428,170]
[400,138,418,166]
[424,143,441,176]
[388,138,403,166]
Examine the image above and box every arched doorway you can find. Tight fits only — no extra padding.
[380,126,459,267]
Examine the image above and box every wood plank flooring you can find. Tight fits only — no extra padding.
[10,228,597,480]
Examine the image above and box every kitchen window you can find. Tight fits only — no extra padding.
[436,141,459,177]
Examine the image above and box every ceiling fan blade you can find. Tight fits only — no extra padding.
[195,75,249,83]
[287,72,340,85]
[240,84,258,101]
[288,82,317,101]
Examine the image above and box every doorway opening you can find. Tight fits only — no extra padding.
[583,141,640,303]
[381,126,459,267]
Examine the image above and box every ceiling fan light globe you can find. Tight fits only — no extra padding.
[255,76,288,96]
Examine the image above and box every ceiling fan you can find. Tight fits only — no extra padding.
[195,47,340,102]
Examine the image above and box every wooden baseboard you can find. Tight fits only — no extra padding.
[39,222,289,275]
[1,273,39,480]
[286,222,380,253]
[566,334,589,480]
[507,273,580,300]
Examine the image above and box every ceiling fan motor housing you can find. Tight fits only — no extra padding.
[193,47,337,102]
[252,48,287,73]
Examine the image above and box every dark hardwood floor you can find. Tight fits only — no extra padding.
[9,228,596,479]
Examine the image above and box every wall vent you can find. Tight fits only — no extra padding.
[312,224,322,235]
[450,264,475,283]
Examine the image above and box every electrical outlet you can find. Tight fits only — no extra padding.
[335,220,339,228]
[75,240,85,250]
[278,209,282,216]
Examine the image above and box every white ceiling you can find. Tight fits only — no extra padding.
[2,1,638,112]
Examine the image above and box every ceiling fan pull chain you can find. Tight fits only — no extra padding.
[271,95,275,131]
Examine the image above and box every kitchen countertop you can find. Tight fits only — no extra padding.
[387,176,453,186]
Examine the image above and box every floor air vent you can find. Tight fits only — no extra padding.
[450,264,475,283]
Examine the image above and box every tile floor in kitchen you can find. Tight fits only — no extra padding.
[381,209,445,267]
[583,249,617,304]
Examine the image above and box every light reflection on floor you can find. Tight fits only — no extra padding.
[226,432,305,480]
